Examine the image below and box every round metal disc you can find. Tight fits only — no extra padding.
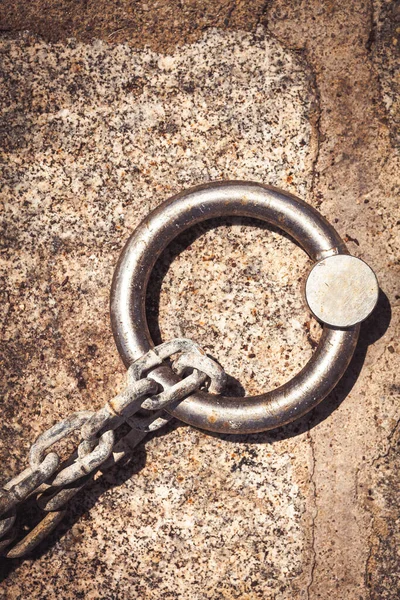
[305,254,379,327]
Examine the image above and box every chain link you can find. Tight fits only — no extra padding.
[0,338,226,559]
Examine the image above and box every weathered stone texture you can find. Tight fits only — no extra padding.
[0,0,398,598]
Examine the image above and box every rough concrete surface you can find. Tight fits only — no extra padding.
[0,1,398,599]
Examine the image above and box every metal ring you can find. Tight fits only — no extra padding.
[110,181,360,434]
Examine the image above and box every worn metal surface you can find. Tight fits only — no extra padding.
[0,458,59,516]
[6,511,67,560]
[111,181,362,434]
[305,255,379,327]
[0,339,225,558]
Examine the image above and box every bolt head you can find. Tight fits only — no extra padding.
[305,255,379,327]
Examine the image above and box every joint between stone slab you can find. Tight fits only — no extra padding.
[306,427,318,600]
[363,415,400,596]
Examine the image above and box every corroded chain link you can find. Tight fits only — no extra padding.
[0,338,226,559]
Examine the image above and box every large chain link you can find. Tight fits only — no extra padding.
[0,338,226,559]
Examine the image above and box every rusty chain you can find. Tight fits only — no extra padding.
[0,338,226,559]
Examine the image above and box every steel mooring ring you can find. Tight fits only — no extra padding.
[110,181,379,434]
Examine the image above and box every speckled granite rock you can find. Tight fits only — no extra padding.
[0,29,318,599]
[0,13,398,600]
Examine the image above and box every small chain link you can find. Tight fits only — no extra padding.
[0,338,226,559]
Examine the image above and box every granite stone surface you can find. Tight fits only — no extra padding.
[0,2,399,598]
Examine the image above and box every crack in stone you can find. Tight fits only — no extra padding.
[364,521,375,597]
[366,0,377,54]
[365,0,388,145]
[256,0,270,28]
[366,0,399,148]
[375,416,400,463]
[363,416,400,597]
[307,65,322,203]
[306,427,317,600]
